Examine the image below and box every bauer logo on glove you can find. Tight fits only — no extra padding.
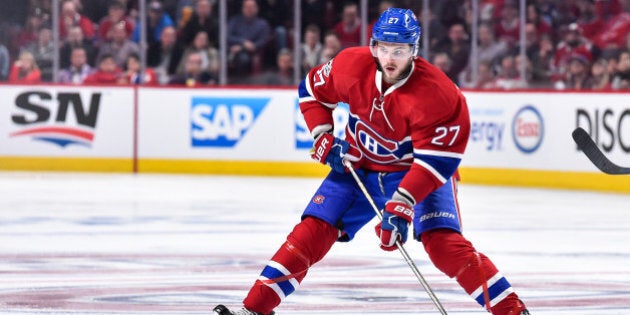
[375,201,414,251]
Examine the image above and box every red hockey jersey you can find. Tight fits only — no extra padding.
[299,47,470,205]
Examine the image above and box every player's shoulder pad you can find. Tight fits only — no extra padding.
[329,47,374,73]
[412,58,461,96]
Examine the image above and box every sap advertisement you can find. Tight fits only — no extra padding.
[138,87,311,161]
[462,91,630,172]
[0,85,134,157]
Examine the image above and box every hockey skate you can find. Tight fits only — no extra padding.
[213,304,275,315]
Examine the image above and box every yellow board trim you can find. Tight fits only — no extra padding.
[1,157,629,193]
[0,156,133,172]
[458,167,630,194]
[138,159,330,177]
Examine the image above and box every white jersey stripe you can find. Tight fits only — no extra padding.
[414,149,464,159]
[469,272,503,299]
[267,260,300,289]
[490,287,515,307]
[258,276,286,300]
[303,72,337,109]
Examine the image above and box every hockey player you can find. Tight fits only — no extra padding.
[214,7,530,315]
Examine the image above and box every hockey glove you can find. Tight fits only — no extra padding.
[375,201,413,251]
[310,133,361,173]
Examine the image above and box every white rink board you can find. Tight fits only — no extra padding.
[0,84,628,175]
[462,91,630,172]
[0,85,134,158]
[138,87,313,161]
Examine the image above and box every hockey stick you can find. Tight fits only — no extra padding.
[572,127,630,175]
[343,160,448,315]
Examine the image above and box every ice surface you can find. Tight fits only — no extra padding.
[0,171,629,314]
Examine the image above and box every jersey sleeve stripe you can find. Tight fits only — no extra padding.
[299,79,337,108]
[298,79,313,99]
[413,151,462,183]
[413,158,448,184]
[414,148,464,159]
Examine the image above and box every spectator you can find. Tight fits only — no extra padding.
[591,1,629,50]
[367,0,395,40]
[97,21,141,68]
[177,30,219,80]
[118,52,158,85]
[97,0,135,43]
[59,26,97,69]
[301,0,330,37]
[611,49,630,89]
[415,6,444,58]
[431,52,453,79]
[59,0,95,40]
[132,0,175,46]
[84,53,122,84]
[553,23,594,83]
[575,0,605,43]
[169,51,216,86]
[588,58,611,90]
[258,0,291,52]
[559,54,592,90]
[460,22,507,87]
[179,0,218,48]
[529,33,555,87]
[0,40,9,81]
[227,0,271,76]
[526,3,553,41]
[58,46,93,84]
[18,9,49,49]
[170,0,195,28]
[535,0,559,27]
[8,51,41,83]
[483,21,510,62]
[248,48,294,86]
[79,0,110,25]
[23,27,54,81]
[494,53,526,89]
[494,2,520,49]
[147,26,185,85]
[433,22,470,85]
[471,60,497,89]
[319,30,342,64]
[333,1,362,48]
[300,24,323,76]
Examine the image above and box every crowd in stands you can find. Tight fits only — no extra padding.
[0,0,629,90]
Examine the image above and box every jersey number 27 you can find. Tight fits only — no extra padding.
[431,125,460,146]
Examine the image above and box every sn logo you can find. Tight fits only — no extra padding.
[190,97,269,147]
[10,91,101,147]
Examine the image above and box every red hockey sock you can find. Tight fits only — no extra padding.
[243,217,339,314]
[491,292,527,315]
[421,229,522,314]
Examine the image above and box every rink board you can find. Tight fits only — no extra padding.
[0,85,629,192]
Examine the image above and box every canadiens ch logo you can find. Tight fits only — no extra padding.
[312,195,325,204]
[348,117,410,164]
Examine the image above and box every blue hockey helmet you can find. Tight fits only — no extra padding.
[371,8,421,56]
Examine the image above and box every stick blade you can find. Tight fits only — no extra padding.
[572,127,630,175]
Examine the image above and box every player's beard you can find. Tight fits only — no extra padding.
[379,59,413,83]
